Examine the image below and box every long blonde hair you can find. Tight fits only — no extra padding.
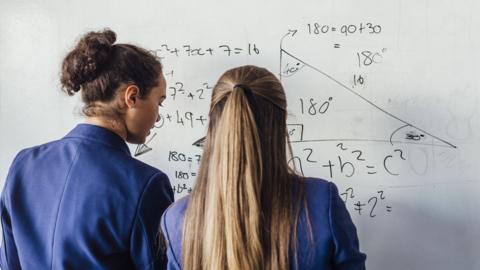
[182,65,306,270]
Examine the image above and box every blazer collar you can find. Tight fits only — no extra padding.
[64,123,131,156]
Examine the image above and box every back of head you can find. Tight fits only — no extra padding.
[60,28,162,118]
[183,65,304,270]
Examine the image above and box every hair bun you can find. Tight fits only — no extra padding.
[60,28,117,95]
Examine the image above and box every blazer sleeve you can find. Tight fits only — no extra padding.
[160,208,182,270]
[1,195,21,270]
[328,182,367,270]
[0,150,28,270]
[129,172,174,270]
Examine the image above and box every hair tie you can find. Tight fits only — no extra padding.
[233,83,286,111]
[233,84,252,93]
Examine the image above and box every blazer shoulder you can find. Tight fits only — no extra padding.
[161,196,190,260]
[303,177,332,195]
[163,196,189,225]
[162,196,190,237]
[6,139,65,176]
[135,158,165,174]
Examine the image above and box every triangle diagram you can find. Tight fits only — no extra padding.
[280,48,456,149]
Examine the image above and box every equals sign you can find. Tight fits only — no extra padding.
[187,157,192,162]
[386,206,392,212]
[191,173,197,177]
[334,44,341,48]
[331,27,337,31]
[366,166,377,174]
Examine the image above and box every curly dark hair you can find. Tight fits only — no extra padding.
[60,28,162,117]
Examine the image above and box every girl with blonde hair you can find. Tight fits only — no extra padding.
[161,65,366,270]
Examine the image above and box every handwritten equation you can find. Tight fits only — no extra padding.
[340,187,392,218]
[305,22,382,36]
[150,43,261,58]
[167,150,201,195]
[290,143,406,178]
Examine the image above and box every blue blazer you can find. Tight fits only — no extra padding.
[161,178,366,270]
[0,124,174,270]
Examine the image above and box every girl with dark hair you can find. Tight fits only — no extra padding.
[161,65,366,270]
[0,29,173,269]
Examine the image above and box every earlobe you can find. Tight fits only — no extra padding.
[124,85,140,109]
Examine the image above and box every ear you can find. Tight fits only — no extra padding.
[124,85,140,109]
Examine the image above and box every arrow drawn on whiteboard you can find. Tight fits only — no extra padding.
[134,133,157,157]
[192,136,206,148]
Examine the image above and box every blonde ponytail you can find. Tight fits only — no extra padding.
[182,66,306,270]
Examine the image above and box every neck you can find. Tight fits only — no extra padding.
[86,117,127,141]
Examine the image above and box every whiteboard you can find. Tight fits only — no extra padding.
[1,0,479,269]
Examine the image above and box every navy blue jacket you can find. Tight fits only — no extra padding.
[161,178,366,270]
[0,124,174,269]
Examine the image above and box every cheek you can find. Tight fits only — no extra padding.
[143,106,159,129]
[151,106,159,122]
[127,106,155,131]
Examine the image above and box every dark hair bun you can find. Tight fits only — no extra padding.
[60,29,116,95]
